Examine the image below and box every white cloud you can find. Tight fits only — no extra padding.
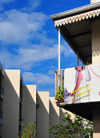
[0,43,58,69]
[48,70,55,75]
[61,41,75,57]
[0,41,75,70]
[0,8,75,70]
[0,0,14,10]
[0,10,48,44]
[21,0,41,12]
[23,72,55,85]
[0,50,11,66]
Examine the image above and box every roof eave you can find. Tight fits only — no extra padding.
[50,1,100,21]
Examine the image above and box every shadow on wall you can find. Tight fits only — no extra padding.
[49,98,59,138]
[1,71,37,138]
[36,92,49,138]
[0,69,68,138]
[36,94,67,138]
[22,85,36,128]
[1,70,20,138]
[59,108,67,125]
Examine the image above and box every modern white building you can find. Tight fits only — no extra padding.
[0,63,69,138]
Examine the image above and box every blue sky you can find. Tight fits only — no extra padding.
[0,0,90,97]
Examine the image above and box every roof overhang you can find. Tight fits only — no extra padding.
[50,2,100,64]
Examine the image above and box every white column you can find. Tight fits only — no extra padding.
[58,27,61,87]
[58,27,61,70]
[92,19,100,64]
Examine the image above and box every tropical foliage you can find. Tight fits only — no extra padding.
[19,123,37,138]
[48,112,93,138]
[55,83,64,101]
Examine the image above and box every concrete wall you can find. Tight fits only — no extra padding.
[0,64,76,138]
[91,18,100,138]
[37,92,49,138]
[2,70,20,138]
[49,97,60,138]
[92,19,100,64]
[93,109,100,138]
[59,108,67,125]
[22,85,36,128]
[93,114,100,138]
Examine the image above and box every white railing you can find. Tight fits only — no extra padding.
[55,69,64,93]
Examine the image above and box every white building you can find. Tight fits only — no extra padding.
[0,63,69,138]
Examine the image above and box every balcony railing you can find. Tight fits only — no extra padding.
[55,69,64,93]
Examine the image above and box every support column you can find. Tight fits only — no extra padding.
[58,27,61,87]
[93,108,100,138]
[92,19,100,64]
[58,27,61,70]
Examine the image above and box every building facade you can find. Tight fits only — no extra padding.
[0,63,68,138]
[50,1,100,138]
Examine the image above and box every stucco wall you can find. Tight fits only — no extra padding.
[49,97,60,138]
[93,108,100,138]
[37,91,49,138]
[22,85,36,128]
[92,19,100,64]
[2,70,20,138]
[59,108,67,125]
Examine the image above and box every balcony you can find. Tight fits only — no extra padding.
[1,87,4,100]
[55,63,100,121]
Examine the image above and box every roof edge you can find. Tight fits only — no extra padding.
[50,2,100,21]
